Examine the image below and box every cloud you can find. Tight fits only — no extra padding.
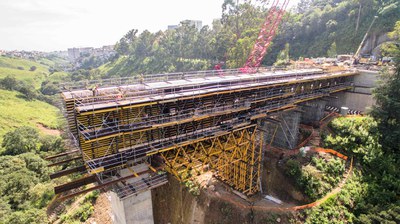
[0,0,225,51]
[0,0,83,28]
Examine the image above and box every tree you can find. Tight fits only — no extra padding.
[327,42,337,57]
[0,76,18,91]
[297,0,312,14]
[371,21,400,155]
[39,135,63,152]
[18,85,37,101]
[1,126,39,155]
[274,43,290,66]
[40,81,59,95]
[4,208,47,224]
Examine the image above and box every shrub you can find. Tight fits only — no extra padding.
[285,159,301,177]
[72,202,94,222]
[1,126,39,155]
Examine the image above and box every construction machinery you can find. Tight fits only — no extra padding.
[242,0,289,72]
[353,15,379,65]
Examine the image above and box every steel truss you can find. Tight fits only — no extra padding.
[157,125,262,195]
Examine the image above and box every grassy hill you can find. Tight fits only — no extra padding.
[0,56,70,88]
[0,56,49,88]
[0,55,69,145]
[0,89,60,144]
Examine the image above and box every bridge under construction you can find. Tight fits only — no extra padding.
[49,67,358,204]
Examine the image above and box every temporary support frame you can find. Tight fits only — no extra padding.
[155,125,262,195]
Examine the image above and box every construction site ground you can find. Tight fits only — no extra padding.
[85,193,112,224]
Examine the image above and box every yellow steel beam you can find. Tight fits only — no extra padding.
[127,166,139,177]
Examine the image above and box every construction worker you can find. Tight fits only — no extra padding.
[115,87,123,103]
[214,62,224,76]
[139,73,144,84]
[92,84,99,97]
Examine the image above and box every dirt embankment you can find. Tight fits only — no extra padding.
[151,174,294,224]
[37,123,61,136]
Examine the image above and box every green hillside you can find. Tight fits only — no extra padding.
[0,56,70,88]
[0,55,67,145]
[0,56,48,87]
[0,89,60,144]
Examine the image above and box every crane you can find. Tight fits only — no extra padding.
[353,15,378,65]
[241,0,289,73]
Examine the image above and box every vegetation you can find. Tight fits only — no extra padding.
[0,54,71,223]
[267,0,399,64]
[80,0,399,79]
[59,190,100,223]
[297,21,400,223]
[0,126,66,223]
[0,89,59,145]
[285,155,345,201]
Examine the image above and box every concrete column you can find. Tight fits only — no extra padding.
[110,190,154,224]
[262,110,301,149]
[301,100,327,126]
[110,163,155,224]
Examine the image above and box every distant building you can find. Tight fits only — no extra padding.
[2,50,45,60]
[167,25,179,30]
[67,47,93,61]
[181,20,203,31]
[67,46,116,62]
[167,20,203,31]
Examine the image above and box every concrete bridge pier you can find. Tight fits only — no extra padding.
[262,110,301,150]
[300,100,327,126]
[110,191,154,224]
[110,164,155,224]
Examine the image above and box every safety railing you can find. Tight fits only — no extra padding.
[114,173,168,198]
[60,67,288,91]
[71,68,327,109]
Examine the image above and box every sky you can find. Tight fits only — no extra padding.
[0,0,300,52]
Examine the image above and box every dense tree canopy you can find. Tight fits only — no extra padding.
[371,21,400,155]
[1,126,39,155]
[92,0,399,78]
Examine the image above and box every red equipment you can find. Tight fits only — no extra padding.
[242,0,289,73]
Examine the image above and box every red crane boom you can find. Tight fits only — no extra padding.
[242,0,289,73]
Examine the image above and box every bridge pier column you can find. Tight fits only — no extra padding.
[300,100,327,126]
[110,190,154,224]
[110,165,155,224]
[262,110,301,150]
